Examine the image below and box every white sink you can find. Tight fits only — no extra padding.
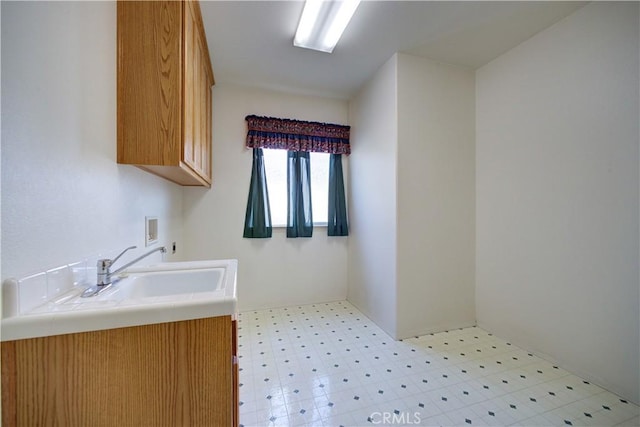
[117,268,224,299]
[73,266,226,303]
[1,259,238,341]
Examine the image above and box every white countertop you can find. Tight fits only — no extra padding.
[1,259,237,341]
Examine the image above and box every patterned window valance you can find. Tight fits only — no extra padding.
[245,115,351,155]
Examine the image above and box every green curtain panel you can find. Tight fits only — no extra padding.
[287,151,313,238]
[243,148,273,238]
[328,154,349,236]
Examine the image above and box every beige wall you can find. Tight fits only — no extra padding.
[476,2,639,403]
[182,84,349,311]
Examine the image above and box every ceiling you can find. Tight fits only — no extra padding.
[200,1,586,99]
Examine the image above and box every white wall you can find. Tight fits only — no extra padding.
[348,53,476,340]
[347,55,399,338]
[1,1,183,280]
[396,54,476,338]
[181,84,349,311]
[476,2,639,403]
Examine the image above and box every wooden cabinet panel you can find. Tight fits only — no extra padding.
[117,1,183,168]
[117,0,214,187]
[2,317,237,426]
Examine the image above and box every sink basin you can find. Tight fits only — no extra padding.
[1,259,238,341]
[115,268,224,299]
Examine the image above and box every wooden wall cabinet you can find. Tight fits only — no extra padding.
[117,0,214,187]
[2,316,238,426]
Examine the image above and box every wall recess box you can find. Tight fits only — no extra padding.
[145,216,159,246]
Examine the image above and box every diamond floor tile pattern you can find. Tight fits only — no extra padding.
[237,301,638,426]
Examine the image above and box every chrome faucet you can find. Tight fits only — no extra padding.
[81,245,167,298]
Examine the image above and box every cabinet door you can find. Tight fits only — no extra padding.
[198,33,213,180]
[2,317,234,426]
[183,1,197,172]
[183,0,212,183]
[118,1,183,167]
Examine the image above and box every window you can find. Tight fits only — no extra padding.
[263,149,329,227]
[243,115,349,238]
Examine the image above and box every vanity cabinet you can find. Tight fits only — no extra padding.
[2,316,238,426]
[117,0,214,187]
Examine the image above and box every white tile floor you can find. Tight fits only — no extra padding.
[238,301,639,427]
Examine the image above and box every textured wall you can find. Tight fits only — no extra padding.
[347,55,399,338]
[1,1,183,280]
[476,2,639,403]
[182,83,349,311]
[396,53,476,339]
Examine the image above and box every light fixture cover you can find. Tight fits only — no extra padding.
[294,0,361,53]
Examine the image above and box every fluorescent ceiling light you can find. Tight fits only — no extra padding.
[294,0,361,53]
